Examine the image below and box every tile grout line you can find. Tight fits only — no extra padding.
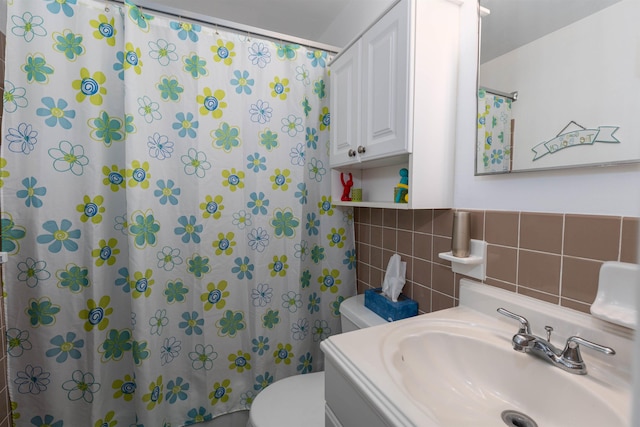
[617,216,624,262]
[558,213,566,306]
[515,211,521,295]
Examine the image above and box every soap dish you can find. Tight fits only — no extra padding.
[590,261,639,329]
[438,239,487,280]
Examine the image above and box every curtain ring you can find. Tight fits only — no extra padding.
[104,0,109,12]
[215,24,219,35]
[246,31,250,42]
[138,5,146,21]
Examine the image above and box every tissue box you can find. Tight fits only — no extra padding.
[364,288,418,322]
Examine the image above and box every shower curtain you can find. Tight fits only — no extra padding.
[477,88,512,174]
[1,1,354,425]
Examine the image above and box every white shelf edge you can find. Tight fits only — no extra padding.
[438,251,482,265]
[332,201,410,209]
[438,239,487,280]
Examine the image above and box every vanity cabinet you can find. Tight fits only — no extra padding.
[329,0,461,209]
[324,356,389,427]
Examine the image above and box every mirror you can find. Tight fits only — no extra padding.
[476,0,640,175]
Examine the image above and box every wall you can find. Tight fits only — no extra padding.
[0,0,5,33]
[355,207,638,314]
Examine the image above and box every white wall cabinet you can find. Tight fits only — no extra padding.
[330,40,361,166]
[329,0,461,209]
[360,0,410,162]
[330,2,409,167]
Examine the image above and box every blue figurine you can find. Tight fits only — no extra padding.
[395,168,409,203]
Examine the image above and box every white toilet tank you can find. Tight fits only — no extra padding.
[246,293,386,427]
[340,294,388,332]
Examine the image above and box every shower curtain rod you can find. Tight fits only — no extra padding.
[109,0,341,54]
[480,86,518,101]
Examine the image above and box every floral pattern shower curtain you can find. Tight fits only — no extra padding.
[1,1,355,425]
[477,88,512,174]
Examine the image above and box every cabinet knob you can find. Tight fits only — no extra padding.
[357,145,366,154]
[348,149,356,157]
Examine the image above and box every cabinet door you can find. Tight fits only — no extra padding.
[329,40,361,167]
[361,0,410,160]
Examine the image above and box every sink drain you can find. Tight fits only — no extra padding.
[501,410,538,427]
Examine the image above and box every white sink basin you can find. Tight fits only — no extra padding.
[383,320,627,426]
[322,281,632,427]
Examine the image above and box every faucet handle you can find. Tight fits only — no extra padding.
[497,308,531,334]
[563,336,615,356]
[561,336,616,372]
[544,326,554,342]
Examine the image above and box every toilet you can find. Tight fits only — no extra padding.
[247,294,387,427]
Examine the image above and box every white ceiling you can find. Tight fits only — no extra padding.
[0,0,623,57]
[145,0,623,59]
[145,0,354,45]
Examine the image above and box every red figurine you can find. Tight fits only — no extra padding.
[340,172,353,201]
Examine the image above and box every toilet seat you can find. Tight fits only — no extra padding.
[247,371,324,427]
[247,295,387,427]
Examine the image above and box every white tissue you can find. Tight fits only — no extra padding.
[382,254,407,302]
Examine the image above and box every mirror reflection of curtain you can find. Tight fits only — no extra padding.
[477,88,512,173]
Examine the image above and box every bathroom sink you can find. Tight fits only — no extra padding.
[383,320,626,427]
[323,281,632,427]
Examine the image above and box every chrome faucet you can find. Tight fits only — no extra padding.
[497,308,615,375]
